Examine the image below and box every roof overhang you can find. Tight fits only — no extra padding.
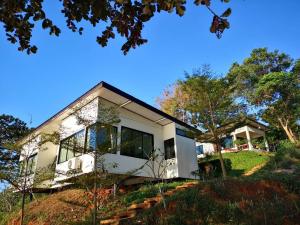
[197,117,268,143]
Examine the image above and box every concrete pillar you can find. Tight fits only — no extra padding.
[232,133,237,149]
[245,129,253,150]
[264,135,269,152]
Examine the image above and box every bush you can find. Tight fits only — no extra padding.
[198,158,232,178]
[274,140,300,169]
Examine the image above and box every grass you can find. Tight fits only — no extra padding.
[218,151,272,177]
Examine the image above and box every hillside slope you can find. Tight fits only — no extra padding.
[3,151,299,225]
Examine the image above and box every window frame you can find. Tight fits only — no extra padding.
[120,126,154,160]
[196,145,204,155]
[57,129,86,164]
[164,138,175,160]
[20,153,38,175]
[84,122,118,153]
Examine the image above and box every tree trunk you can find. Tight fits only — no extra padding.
[278,118,297,143]
[20,190,25,225]
[216,142,227,179]
[20,160,29,225]
[93,153,97,225]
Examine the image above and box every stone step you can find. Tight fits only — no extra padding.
[143,196,162,205]
[115,210,136,220]
[128,202,152,210]
[100,218,119,225]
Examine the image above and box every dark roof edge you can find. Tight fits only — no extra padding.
[22,81,197,140]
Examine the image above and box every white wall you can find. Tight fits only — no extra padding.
[196,142,215,155]
[20,135,41,160]
[36,141,57,170]
[60,97,99,139]
[162,123,178,178]
[175,125,198,179]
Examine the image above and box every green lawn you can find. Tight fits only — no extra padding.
[220,151,272,177]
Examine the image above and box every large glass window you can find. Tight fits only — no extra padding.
[121,127,154,159]
[164,138,175,160]
[20,153,37,175]
[86,123,118,153]
[58,130,85,163]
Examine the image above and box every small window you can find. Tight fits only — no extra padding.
[58,129,85,164]
[27,154,37,174]
[164,138,175,160]
[121,127,154,159]
[196,145,204,155]
[86,123,118,153]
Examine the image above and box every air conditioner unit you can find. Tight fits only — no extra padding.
[68,158,81,170]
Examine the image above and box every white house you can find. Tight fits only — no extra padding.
[196,118,269,157]
[19,82,199,188]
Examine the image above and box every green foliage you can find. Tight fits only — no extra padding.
[227,48,300,143]
[179,66,246,177]
[1,0,231,54]
[0,114,30,190]
[198,158,232,178]
[273,140,300,169]
[122,185,158,205]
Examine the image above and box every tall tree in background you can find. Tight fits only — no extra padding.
[227,48,300,144]
[0,114,58,225]
[180,68,242,178]
[158,67,243,178]
[1,0,232,54]
[157,84,190,123]
[0,114,29,185]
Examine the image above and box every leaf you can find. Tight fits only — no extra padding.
[221,8,231,17]
[30,46,37,54]
[143,5,152,16]
[194,0,211,6]
[176,5,185,16]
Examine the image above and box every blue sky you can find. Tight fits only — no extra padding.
[1,0,300,128]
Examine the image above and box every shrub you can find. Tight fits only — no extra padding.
[274,140,300,169]
[198,158,232,178]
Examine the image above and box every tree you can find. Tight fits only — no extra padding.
[56,98,122,225]
[0,114,58,225]
[1,0,232,54]
[175,67,243,178]
[227,48,300,144]
[143,148,174,210]
[157,83,190,123]
[0,114,29,190]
